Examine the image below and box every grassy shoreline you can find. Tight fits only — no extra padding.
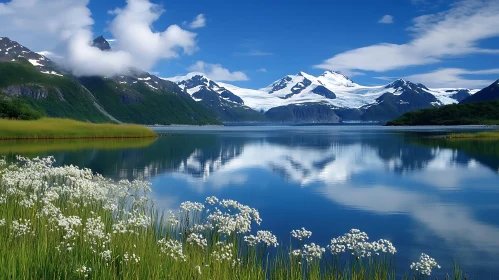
[447,130,499,140]
[0,156,468,279]
[0,118,157,140]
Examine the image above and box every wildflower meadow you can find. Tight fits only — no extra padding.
[0,156,468,279]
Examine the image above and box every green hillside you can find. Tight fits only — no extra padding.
[386,100,499,126]
[0,61,220,125]
[0,61,110,123]
[79,77,220,125]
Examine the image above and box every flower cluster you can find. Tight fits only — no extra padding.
[410,253,441,276]
[291,243,325,262]
[327,229,396,258]
[180,201,205,212]
[158,239,186,261]
[291,227,312,241]
[206,198,261,236]
[244,230,278,247]
[11,219,33,237]
[212,242,234,262]
[187,233,208,249]
[75,265,91,278]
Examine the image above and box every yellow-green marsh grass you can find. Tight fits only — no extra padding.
[0,138,156,155]
[0,118,157,140]
[447,130,499,140]
[0,156,467,280]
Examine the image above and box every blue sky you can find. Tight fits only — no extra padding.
[1,0,499,88]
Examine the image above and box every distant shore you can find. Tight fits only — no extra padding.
[0,118,157,140]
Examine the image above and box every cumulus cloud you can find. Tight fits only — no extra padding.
[315,0,499,73]
[378,15,394,24]
[189,14,206,29]
[0,0,198,77]
[188,61,249,81]
[404,68,499,88]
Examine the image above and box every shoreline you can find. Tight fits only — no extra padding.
[0,135,158,141]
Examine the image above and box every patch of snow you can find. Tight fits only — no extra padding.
[41,71,63,77]
[137,77,152,81]
[28,59,43,67]
[186,85,204,95]
[146,83,158,90]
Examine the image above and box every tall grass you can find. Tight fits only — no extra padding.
[0,118,157,139]
[0,156,469,279]
[0,138,157,155]
[447,130,499,140]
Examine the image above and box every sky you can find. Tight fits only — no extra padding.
[0,0,498,89]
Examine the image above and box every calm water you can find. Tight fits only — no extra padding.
[3,125,499,278]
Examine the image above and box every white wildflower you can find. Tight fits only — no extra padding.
[180,201,204,212]
[195,265,202,275]
[123,252,140,263]
[11,219,32,237]
[76,265,92,278]
[291,227,312,241]
[327,229,396,258]
[410,253,441,276]
[158,239,186,261]
[187,233,207,249]
[0,219,5,227]
[213,242,234,262]
[205,196,219,205]
[100,250,112,262]
[167,210,179,225]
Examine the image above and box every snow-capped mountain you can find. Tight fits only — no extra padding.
[0,37,63,76]
[168,71,477,122]
[166,73,266,122]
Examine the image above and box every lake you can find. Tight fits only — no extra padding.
[2,125,499,278]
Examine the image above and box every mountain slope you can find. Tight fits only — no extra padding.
[166,73,266,122]
[0,59,110,122]
[461,80,499,104]
[79,76,220,125]
[0,36,220,125]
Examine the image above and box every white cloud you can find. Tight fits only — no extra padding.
[378,15,394,24]
[405,68,499,88]
[189,14,206,29]
[0,0,199,77]
[257,68,267,73]
[315,0,499,73]
[188,61,249,81]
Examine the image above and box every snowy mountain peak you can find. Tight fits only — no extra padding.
[318,71,356,87]
[0,37,62,76]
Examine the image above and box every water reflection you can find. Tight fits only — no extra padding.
[2,126,498,277]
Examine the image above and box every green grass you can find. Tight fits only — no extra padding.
[0,156,470,280]
[386,101,499,126]
[0,138,157,155]
[0,118,157,139]
[447,130,499,139]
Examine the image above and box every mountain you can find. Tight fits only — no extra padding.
[0,36,484,124]
[461,80,499,104]
[92,36,111,51]
[360,79,443,121]
[166,73,266,122]
[176,72,475,123]
[0,36,220,125]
